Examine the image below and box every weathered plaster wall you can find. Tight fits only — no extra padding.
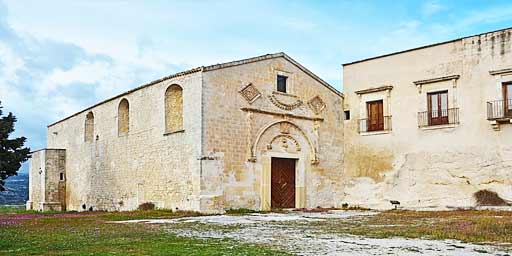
[202,57,344,211]
[46,72,203,211]
[343,29,512,209]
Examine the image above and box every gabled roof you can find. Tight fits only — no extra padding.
[203,52,342,98]
[48,52,341,127]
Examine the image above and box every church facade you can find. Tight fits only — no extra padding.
[27,53,344,212]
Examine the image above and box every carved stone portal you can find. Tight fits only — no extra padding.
[250,120,318,164]
[239,83,261,104]
[308,95,326,115]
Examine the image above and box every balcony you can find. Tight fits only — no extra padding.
[418,108,459,128]
[487,100,512,120]
[358,116,392,133]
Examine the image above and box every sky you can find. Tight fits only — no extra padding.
[1,0,512,172]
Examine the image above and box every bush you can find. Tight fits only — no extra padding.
[137,202,156,211]
[474,190,510,206]
[225,208,259,215]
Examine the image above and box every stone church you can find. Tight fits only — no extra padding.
[28,28,512,213]
[27,53,344,212]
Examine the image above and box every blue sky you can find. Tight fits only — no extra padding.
[1,0,512,172]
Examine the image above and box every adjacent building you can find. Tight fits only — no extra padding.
[342,28,512,209]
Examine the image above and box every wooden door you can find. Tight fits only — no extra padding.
[271,158,296,209]
[367,100,384,131]
[503,83,512,118]
[428,91,448,125]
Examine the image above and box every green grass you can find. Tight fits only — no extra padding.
[0,207,289,256]
[0,205,31,214]
[3,206,512,255]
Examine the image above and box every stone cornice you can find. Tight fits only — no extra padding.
[489,68,512,76]
[241,107,323,121]
[413,75,460,85]
[355,85,393,95]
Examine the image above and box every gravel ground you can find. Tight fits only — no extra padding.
[117,211,512,256]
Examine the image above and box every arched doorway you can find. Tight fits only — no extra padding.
[252,120,317,210]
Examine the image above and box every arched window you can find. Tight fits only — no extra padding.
[118,99,130,135]
[84,112,94,142]
[165,84,183,133]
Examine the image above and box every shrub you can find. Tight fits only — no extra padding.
[474,190,510,206]
[138,202,156,211]
[225,208,259,215]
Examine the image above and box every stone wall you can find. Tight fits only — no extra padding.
[27,150,43,210]
[46,71,203,211]
[343,29,512,209]
[26,149,66,211]
[202,56,344,211]
[37,54,343,213]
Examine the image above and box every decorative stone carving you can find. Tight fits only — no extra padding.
[251,120,317,163]
[308,95,326,115]
[268,94,303,111]
[239,83,261,104]
[269,134,301,152]
[280,122,291,134]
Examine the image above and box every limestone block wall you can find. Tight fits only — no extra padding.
[202,56,344,211]
[343,29,512,209]
[26,149,66,211]
[27,150,43,210]
[46,71,203,211]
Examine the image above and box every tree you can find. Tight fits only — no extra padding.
[0,101,30,191]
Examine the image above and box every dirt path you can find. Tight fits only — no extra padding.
[118,211,511,255]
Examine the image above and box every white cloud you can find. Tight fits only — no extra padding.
[421,1,445,17]
[0,43,25,84]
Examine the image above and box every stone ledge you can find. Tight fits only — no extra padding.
[163,130,185,136]
[241,107,323,121]
[419,123,459,131]
[272,90,299,98]
[359,130,392,136]
[355,85,393,95]
[489,68,512,76]
[413,75,460,85]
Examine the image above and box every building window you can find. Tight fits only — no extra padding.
[118,98,130,135]
[419,90,459,127]
[503,82,512,117]
[84,112,94,142]
[164,84,183,133]
[366,100,384,131]
[427,91,448,126]
[486,82,512,120]
[277,75,287,93]
[344,110,350,120]
[59,173,64,181]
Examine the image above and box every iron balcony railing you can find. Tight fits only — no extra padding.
[418,108,459,127]
[487,99,512,120]
[358,116,392,133]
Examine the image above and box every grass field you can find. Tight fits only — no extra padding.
[1,206,511,255]
[0,206,289,256]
